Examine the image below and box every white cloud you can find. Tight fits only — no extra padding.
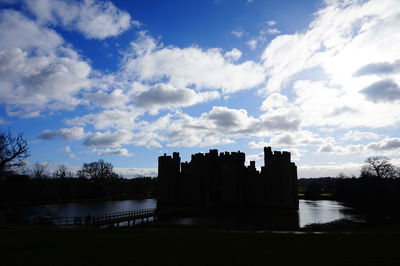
[317,143,336,153]
[261,0,400,97]
[343,130,380,141]
[260,93,289,111]
[271,131,333,147]
[266,28,280,35]
[257,107,301,133]
[0,48,91,114]
[83,89,130,108]
[246,39,257,50]
[92,147,132,157]
[83,130,134,147]
[367,138,400,152]
[68,153,79,160]
[140,106,300,148]
[25,0,135,39]
[122,32,265,94]
[298,162,363,178]
[248,131,333,152]
[224,48,242,61]
[73,103,302,149]
[134,83,219,114]
[203,106,256,131]
[0,10,92,117]
[361,79,400,103]
[0,9,62,52]
[354,59,400,76]
[246,152,264,163]
[317,143,369,155]
[39,127,87,141]
[66,109,142,130]
[248,140,270,149]
[231,30,244,38]
[292,79,400,128]
[115,167,157,178]
[315,138,400,156]
[266,20,276,26]
[202,106,301,136]
[60,146,71,153]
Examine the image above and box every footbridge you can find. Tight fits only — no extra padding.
[50,208,157,228]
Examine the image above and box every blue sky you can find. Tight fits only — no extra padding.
[1,0,400,178]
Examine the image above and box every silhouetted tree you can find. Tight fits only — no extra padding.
[337,172,349,179]
[30,162,50,179]
[53,164,74,179]
[77,159,119,179]
[0,130,29,174]
[361,156,396,179]
[305,182,322,199]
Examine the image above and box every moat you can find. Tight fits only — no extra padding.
[31,199,363,228]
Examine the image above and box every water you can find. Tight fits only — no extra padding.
[298,200,362,227]
[31,199,361,228]
[38,199,157,218]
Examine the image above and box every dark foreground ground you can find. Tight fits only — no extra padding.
[1,226,400,266]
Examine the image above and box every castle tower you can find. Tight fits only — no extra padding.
[262,147,298,209]
[157,152,181,208]
[264,146,273,166]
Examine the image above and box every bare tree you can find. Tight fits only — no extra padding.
[361,156,397,179]
[30,162,50,179]
[53,164,74,179]
[0,130,29,174]
[337,172,349,179]
[77,159,119,179]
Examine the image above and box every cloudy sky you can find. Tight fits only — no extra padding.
[1,0,399,178]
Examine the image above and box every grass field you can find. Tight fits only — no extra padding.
[1,226,400,266]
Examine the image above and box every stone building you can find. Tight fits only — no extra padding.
[157,147,298,210]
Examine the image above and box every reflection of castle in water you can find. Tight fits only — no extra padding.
[158,146,298,210]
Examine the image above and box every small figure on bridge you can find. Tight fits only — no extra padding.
[86,214,91,225]
[74,217,82,225]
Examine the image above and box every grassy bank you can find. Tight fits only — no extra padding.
[1,226,399,265]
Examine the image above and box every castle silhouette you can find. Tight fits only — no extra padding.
[158,147,298,210]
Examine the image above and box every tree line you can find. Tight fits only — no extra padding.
[299,156,400,219]
[0,130,157,206]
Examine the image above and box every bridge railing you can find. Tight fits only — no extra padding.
[49,208,156,227]
[91,208,155,224]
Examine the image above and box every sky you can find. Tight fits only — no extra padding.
[0,0,399,178]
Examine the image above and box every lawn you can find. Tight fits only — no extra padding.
[1,226,399,266]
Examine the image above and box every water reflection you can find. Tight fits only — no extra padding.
[32,199,362,228]
[163,209,300,230]
[298,200,362,227]
[42,199,156,218]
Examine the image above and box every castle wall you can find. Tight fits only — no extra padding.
[157,147,298,210]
